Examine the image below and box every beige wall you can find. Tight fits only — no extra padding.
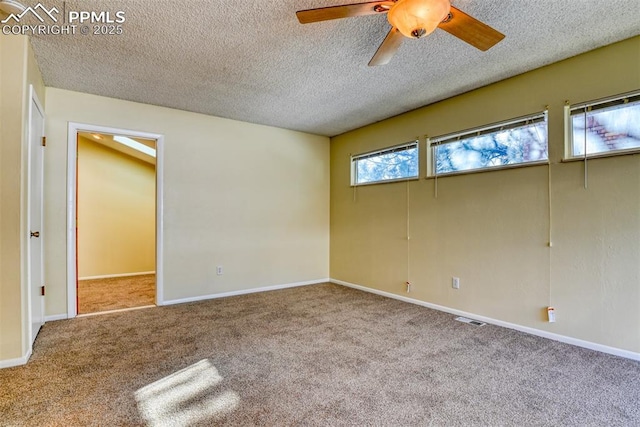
[44,89,330,314]
[330,36,640,353]
[77,137,156,278]
[0,35,45,361]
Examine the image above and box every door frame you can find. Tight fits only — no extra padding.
[27,85,45,347]
[66,122,165,318]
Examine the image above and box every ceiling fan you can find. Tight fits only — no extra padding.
[296,0,505,66]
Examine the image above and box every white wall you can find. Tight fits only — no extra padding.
[44,89,330,315]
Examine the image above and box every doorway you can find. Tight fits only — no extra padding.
[77,131,156,314]
[67,124,164,318]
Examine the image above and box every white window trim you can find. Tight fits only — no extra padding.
[564,90,640,160]
[427,111,548,177]
[351,140,419,186]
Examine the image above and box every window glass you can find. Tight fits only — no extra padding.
[352,142,418,185]
[432,113,548,175]
[570,96,640,157]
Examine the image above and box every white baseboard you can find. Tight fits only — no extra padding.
[162,278,330,306]
[76,305,155,318]
[45,314,69,322]
[79,271,156,281]
[0,348,32,369]
[331,278,640,362]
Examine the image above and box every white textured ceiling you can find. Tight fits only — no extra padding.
[30,0,640,136]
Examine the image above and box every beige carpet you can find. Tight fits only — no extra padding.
[1,283,639,426]
[78,274,155,314]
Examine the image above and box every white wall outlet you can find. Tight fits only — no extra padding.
[452,277,460,289]
[216,266,223,276]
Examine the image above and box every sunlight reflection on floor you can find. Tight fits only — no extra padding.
[135,359,239,426]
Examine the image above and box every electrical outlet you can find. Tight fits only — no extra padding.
[452,277,460,289]
[216,266,223,276]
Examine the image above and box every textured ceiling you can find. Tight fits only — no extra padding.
[29,0,640,136]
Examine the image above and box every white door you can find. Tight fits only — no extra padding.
[28,88,45,344]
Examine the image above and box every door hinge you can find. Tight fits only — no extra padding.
[41,136,47,147]
[41,286,45,296]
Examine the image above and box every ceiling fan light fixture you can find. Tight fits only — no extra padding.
[387,0,451,39]
[0,0,27,16]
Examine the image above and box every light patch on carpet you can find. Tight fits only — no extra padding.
[135,359,239,426]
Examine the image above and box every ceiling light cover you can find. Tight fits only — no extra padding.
[387,0,451,38]
[0,0,27,15]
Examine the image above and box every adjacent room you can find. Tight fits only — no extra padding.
[0,0,638,425]
[76,131,157,315]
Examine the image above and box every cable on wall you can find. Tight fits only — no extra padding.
[350,153,358,202]
[405,137,419,293]
[534,108,552,244]
[406,174,411,292]
[428,137,439,199]
[547,168,553,246]
[547,141,553,309]
[583,107,589,189]
[539,106,553,308]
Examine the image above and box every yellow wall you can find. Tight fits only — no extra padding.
[44,89,330,314]
[0,34,45,362]
[77,137,156,278]
[330,36,640,353]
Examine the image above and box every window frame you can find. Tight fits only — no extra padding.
[427,111,549,177]
[350,140,419,186]
[564,91,640,160]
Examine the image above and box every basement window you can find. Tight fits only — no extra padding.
[565,91,640,159]
[429,112,548,176]
[351,141,418,185]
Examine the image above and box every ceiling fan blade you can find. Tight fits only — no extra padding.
[438,6,505,51]
[297,1,392,24]
[368,27,403,66]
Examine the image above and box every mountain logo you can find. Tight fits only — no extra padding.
[1,3,59,24]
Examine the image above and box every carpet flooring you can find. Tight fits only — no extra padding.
[1,283,639,426]
[78,274,156,314]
